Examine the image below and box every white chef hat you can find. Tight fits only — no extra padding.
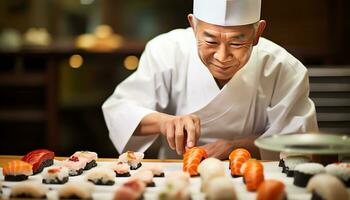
[193,0,261,26]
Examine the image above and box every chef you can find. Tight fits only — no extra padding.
[102,0,318,159]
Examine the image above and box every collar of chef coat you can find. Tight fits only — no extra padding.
[185,41,259,136]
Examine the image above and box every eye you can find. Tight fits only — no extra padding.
[206,41,218,45]
[230,43,243,47]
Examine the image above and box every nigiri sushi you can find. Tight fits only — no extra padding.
[242,159,264,191]
[307,174,349,200]
[256,180,286,200]
[2,160,33,181]
[10,182,48,199]
[229,148,251,177]
[108,161,131,177]
[114,177,146,200]
[42,166,69,184]
[198,158,226,192]
[183,147,208,176]
[325,163,350,187]
[21,149,55,174]
[205,176,237,200]
[139,165,165,177]
[58,182,94,199]
[72,151,98,170]
[132,169,155,187]
[159,178,190,200]
[86,167,115,185]
[62,155,87,176]
[119,151,144,170]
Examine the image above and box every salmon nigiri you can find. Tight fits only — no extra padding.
[3,160,33,181]
[257,180,286,200]
[242,159,264,192]
[183,147,208,176]
[229,148,251,177]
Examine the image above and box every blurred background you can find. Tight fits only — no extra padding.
[0,0,349,158]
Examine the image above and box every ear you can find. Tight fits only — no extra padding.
[187,14,196,30]
[253,20,266,46]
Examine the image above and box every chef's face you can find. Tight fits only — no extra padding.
[188,15,266,86]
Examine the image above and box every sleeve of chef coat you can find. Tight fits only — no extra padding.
[102,40,171,154]
[262,59,319,136]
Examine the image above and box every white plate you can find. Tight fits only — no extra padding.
[254,132,350,154]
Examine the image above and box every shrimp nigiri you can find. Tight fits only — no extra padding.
[3,160,33,181]
[257,180,286,200]
[229,148,251,177]
[183,147,208,176]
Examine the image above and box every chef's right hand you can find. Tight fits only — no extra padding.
[159,114,201,155]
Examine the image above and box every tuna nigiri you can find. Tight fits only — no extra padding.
[3,160,33,181]
[229,148,251,177]
[242,159,264,192]
[22,149,54,174]
[183,147,208,176]
[257,180,286,200]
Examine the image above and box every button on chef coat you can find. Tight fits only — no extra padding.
[102,28,318,159]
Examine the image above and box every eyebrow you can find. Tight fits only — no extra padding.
[229,33,245,40]
[203,31,216,38]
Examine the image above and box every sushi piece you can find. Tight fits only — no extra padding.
[42,166,69,184]
[72,151,98,170]
[119,151,144,170]
[229,148,251,177]
[198,158,226,192]
[2,160,33,181]
[62,156,88,176]
[58,182,94,199]
[307,174,349,200]
[10,182,48,199]
[159,178,190,200]
[256,180,286,200]
[114,177,146,200]
[242,159,264,192]
[283,156,310,177]
[278,152,309,168]
[86,167,115,185]
[139,165,165,177]
[132,169,155,187]
[183,147,208,177]
[205,176,237,200]
[293,163,325,187]
[21,149,55,174]
[108,161,131,177]
[325,163,350,187]
[165,171,190,184]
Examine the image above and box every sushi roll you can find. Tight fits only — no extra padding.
[42,166,69,184]
[118,151,144,170]
[242,159,264,191]
[283,156,310,177]
[307,174,349,200]
[205,176,237,200]
[21,149,55,174]
[140,165,165,177]
[2,160,33,181]
[58,182,94,199]
[72,151,98,170]
[108,161,131,177]
[159,178,190,200]
[325,163,350,187]
[183,147,208,177]
[10,182,48,199]
[114,177,146,200]
[198,158,226,192]
[229,148,251,177]
[293,163,325,187]
[256,180,286,200]
[278,152,308,168]
[62,155,87,176]
[132,169,155,187]
[86,167,115,185]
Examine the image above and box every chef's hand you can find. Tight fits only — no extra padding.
[159,114,201,155]
[200,140,234,160]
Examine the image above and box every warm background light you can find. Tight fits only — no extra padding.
[123,55,139,70]
[69,54,83,69]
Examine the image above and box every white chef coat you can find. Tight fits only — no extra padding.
[102,28,318,159]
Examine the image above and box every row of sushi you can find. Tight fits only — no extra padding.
[181,147,350,200]
[279,153,350,188]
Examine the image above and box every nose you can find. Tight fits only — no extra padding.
[213,44,232,63]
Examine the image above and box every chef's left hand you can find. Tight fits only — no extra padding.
[199,139,234,160]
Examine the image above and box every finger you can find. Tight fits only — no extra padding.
[184,118,196,148]
[193,116,201,146]
[175,119,184,155]
[166,122,175,150]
